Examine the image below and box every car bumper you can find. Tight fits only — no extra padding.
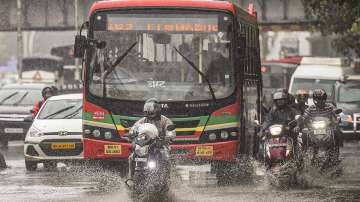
[24,139,84,161]
[340,129,360,140]
[83,138,239,162]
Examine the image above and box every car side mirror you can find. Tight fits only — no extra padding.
[24,116,33,122]
[74,35,87,58]
[334,109,342,114]
[166,124,176,131]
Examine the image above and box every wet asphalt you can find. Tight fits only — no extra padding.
[1,141,360,202]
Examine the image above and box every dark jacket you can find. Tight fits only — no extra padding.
[262,105,299,131]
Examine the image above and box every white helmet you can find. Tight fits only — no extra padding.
[137,123,159,139]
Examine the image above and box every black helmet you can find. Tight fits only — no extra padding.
[312,89,327,108]
[272,89,289,109]
[41,87,53,99]
[143,98,161,120]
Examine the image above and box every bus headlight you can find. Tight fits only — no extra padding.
[84,129,91,135]
[208,133,217,141]
[220,130,229,140]
[230,131,237,137]
[104,131,112,140]
[92,129,101,138]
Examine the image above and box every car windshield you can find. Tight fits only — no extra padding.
[338,83,360,103]
[291,78,336,98]
[88,11,234,101]
[38,99,82,119]
[0,88,42,106]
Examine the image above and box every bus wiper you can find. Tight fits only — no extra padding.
[63,106,83,119]
[102,41,138,97]
[173,47,217,102]
[13,92,28,106]
[43,106,75,119]
[0,92,19,105]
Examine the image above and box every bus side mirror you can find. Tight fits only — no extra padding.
[74,35,87,58]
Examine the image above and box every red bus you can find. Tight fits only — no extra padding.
[74,0,262,181]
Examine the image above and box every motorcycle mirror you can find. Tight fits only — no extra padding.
[334,109,343,114]
[252,120,260,127]
[295,115,301,120]
[166,124,176,131]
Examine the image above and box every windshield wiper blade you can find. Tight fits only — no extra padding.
[63,106,82,119]
[0,92,19,104]
[173,47,217,102]
[43,106,75,119]
[13,92,28,106]
[102,41,138,97]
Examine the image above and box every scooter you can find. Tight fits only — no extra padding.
[264,120,298,188]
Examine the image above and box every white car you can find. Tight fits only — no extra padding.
[24,93,83,171]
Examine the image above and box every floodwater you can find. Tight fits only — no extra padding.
[1,141,360,202]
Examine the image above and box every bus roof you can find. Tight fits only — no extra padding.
[293,65,345,80]
[90,0,237,15]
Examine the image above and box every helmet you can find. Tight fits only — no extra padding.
[272,89,289,109]
[295,89,309,104]
[312,89,327,108]
[137,123,159,139]
[41,87,53,100]
[143,98,161,120]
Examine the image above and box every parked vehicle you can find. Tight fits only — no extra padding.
[333,76,360,140]
[264,121,298,188]
[125,123,175,199]
[0,83,46,147]
[24,93,83,171]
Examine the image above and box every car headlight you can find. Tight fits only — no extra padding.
[269,125,283,136]
[312,121,327,129]
[28,127,43,137]
[135,145,149,157]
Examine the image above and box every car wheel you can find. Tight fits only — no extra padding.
[44,162,57,170]
[25,160,37,171]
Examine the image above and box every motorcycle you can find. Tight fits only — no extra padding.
[0,151,6,169]
[302,109,342,175]
[124,123,175,199]
[263,120,299,188]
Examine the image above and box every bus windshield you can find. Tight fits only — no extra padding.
[88,11,234,102]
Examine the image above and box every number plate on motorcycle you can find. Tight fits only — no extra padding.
[195,146,213,157]
[314,129,326,135]
[135,158,147,162]
[104,145,122,154]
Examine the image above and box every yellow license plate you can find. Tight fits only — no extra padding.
[51,143,75,150]
[195,146,214,157]
[104,145,122,154]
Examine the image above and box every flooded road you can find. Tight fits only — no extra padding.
[1,141,360,202]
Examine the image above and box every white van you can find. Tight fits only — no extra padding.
[289,57,350,103]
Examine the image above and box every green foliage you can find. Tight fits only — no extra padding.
[302,0,360,57]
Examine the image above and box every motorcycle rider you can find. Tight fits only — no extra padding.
[261,89,301,167]
[295,89,309,115]
[32,87,54,118]
[127,98,176,180]
[302,89,342,162]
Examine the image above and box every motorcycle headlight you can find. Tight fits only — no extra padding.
[312,121,327,129]
[135,145,149,157]
[269,125,283,136]
[148,161,156,169]
[28,127,43,137]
